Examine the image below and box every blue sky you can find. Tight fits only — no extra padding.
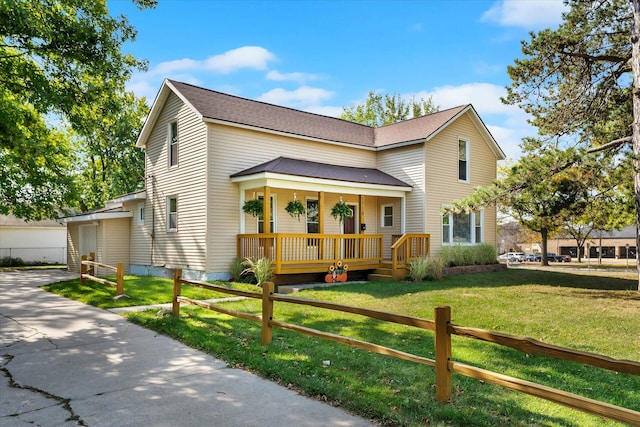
[110,0,568,161]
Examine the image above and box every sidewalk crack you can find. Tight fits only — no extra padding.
[1,354,87,426]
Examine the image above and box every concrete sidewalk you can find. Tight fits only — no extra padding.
[0,269,374,427]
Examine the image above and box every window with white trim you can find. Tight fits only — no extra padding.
[257,195,275,233]
[167,196,177,231]
[458,138,469,182]
[382,204,393,227]
[306,198,318,233]
[442,210,483,244]
[137,203,145,226]
[169,121,178,167]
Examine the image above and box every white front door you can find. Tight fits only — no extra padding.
[79,224,97,258]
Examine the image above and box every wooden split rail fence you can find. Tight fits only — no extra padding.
[80,252,125,297]
[171,270,640,425]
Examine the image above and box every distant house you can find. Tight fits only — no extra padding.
[60,79,505,282]
[0,215,67,264]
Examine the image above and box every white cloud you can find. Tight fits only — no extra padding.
[266,70,318,84]
[204,46,276,74]
[257,86,335,109]
[482,0,568,30]
[148,46,277,77]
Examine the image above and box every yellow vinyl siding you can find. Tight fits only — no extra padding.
[425,112,498,253]
[206,124,376,273]
[101,218,130,274]
[377,144,425,233]
[124,199,152,266]
[66,223,80,273]
[144,92,208,270]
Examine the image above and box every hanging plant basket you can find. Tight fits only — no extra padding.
[285,199,306,220]
[330,200,353,223]
[242,199,263,217]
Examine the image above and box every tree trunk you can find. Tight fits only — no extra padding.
[541,227,549,266]
[631,0,640,292]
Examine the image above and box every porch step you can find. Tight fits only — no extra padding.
[368,267,394,282]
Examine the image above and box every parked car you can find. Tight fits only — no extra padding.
[498,252,525,262]
[546,253,561,262]
[508,252,525,262]
[557,254,571,262]
[525,253,541,262]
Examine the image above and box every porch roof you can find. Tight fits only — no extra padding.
[230,157,412,197]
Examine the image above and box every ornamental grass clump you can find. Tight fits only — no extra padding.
[408,256,444,281]
[242,257,273,286]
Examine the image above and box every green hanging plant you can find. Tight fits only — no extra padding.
[285,199,306,220]
[330,200,353,223]
[242,198,263,217]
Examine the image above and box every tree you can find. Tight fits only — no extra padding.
[0,0,156,220]
[450,145,594,265]
[0,104,77,220]
[503,0,640,290]
[73,89,149,212]
[341,91,439,126]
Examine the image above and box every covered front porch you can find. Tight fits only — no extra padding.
[230,157,429,281]
[238,232,431,280]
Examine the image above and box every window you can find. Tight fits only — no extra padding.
[306,199,319,233]
[169,121,178,167]
[442,210,483,244]
[167,196,177,231]
[137,203,145,226]
[458,138,469,182]
[257,195,275,233]
[382,205,393,227]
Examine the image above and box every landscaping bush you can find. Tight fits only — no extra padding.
[408,256,445,281]
[0,256,25,267]
[440,244,497,267]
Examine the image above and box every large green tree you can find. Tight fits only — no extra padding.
[503,0,640,286]
[341,91,439,126]
[73,89,149,212]
[0,0,156,220]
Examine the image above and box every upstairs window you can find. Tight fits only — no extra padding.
[306,199,319,233]
[167,196,177,231]
[382,205,393,227]
[169,121,178,167]
[458,138,469,182]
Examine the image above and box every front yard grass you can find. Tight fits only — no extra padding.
[43,268,640,426]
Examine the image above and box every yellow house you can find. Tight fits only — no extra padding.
[60,79,505,282]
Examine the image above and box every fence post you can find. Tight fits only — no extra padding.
[435,305,452,403]
[89,252,95,276]
[262,281,274,345]
[80,255,86,286]
[172,269,182,317]
[116,262,124,296]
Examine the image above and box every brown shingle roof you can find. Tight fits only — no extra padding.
[168,80,375,147]
[374,105,469,147]
[167,80,471,149]
[231,157,411,188]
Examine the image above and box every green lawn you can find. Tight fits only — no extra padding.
[43,268,640,426]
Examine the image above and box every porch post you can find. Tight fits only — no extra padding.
[359,195,365,258]
[318,191,325,233]
[401,195,407,234]
[263,186,272,259]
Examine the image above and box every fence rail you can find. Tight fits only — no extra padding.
[80,252,124,297]
[171,271,640,425]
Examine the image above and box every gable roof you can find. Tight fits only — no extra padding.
[137,79,505,159]
[231,157,411,188]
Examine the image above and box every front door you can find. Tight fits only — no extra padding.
[343,205,357,259]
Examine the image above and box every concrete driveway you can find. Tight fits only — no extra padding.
[0,269,374,426]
